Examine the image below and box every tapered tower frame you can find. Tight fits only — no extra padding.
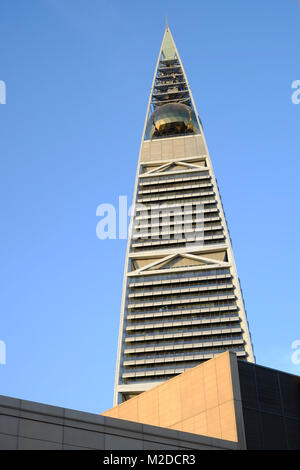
[114,25,254,405]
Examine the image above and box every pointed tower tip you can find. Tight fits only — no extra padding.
[161,19,176,61]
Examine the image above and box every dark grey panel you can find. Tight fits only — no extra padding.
[256,367,282,414]
[237,361,259,409]
[261,413,287,450]
[240,408,263,450]
[279,373,300,418]
[238,361,300,450]
[285,417,300,450]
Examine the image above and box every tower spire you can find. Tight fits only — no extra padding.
[113,25,255,405]
[143,24,200,140]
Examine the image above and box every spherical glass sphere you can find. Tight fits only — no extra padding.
[145,103,200,140]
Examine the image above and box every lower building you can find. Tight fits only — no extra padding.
[0,395,238,450]
[0,352,299,450]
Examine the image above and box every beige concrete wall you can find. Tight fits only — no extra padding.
[103,351,244,444]
[141,135,206,163]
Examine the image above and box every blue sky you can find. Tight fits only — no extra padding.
[0,0,299,414]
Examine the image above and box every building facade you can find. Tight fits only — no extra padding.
[114,25,254,405]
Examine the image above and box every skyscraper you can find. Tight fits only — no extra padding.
[114,25,254,405]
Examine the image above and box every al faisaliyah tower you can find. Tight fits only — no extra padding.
[114,24,255,405]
